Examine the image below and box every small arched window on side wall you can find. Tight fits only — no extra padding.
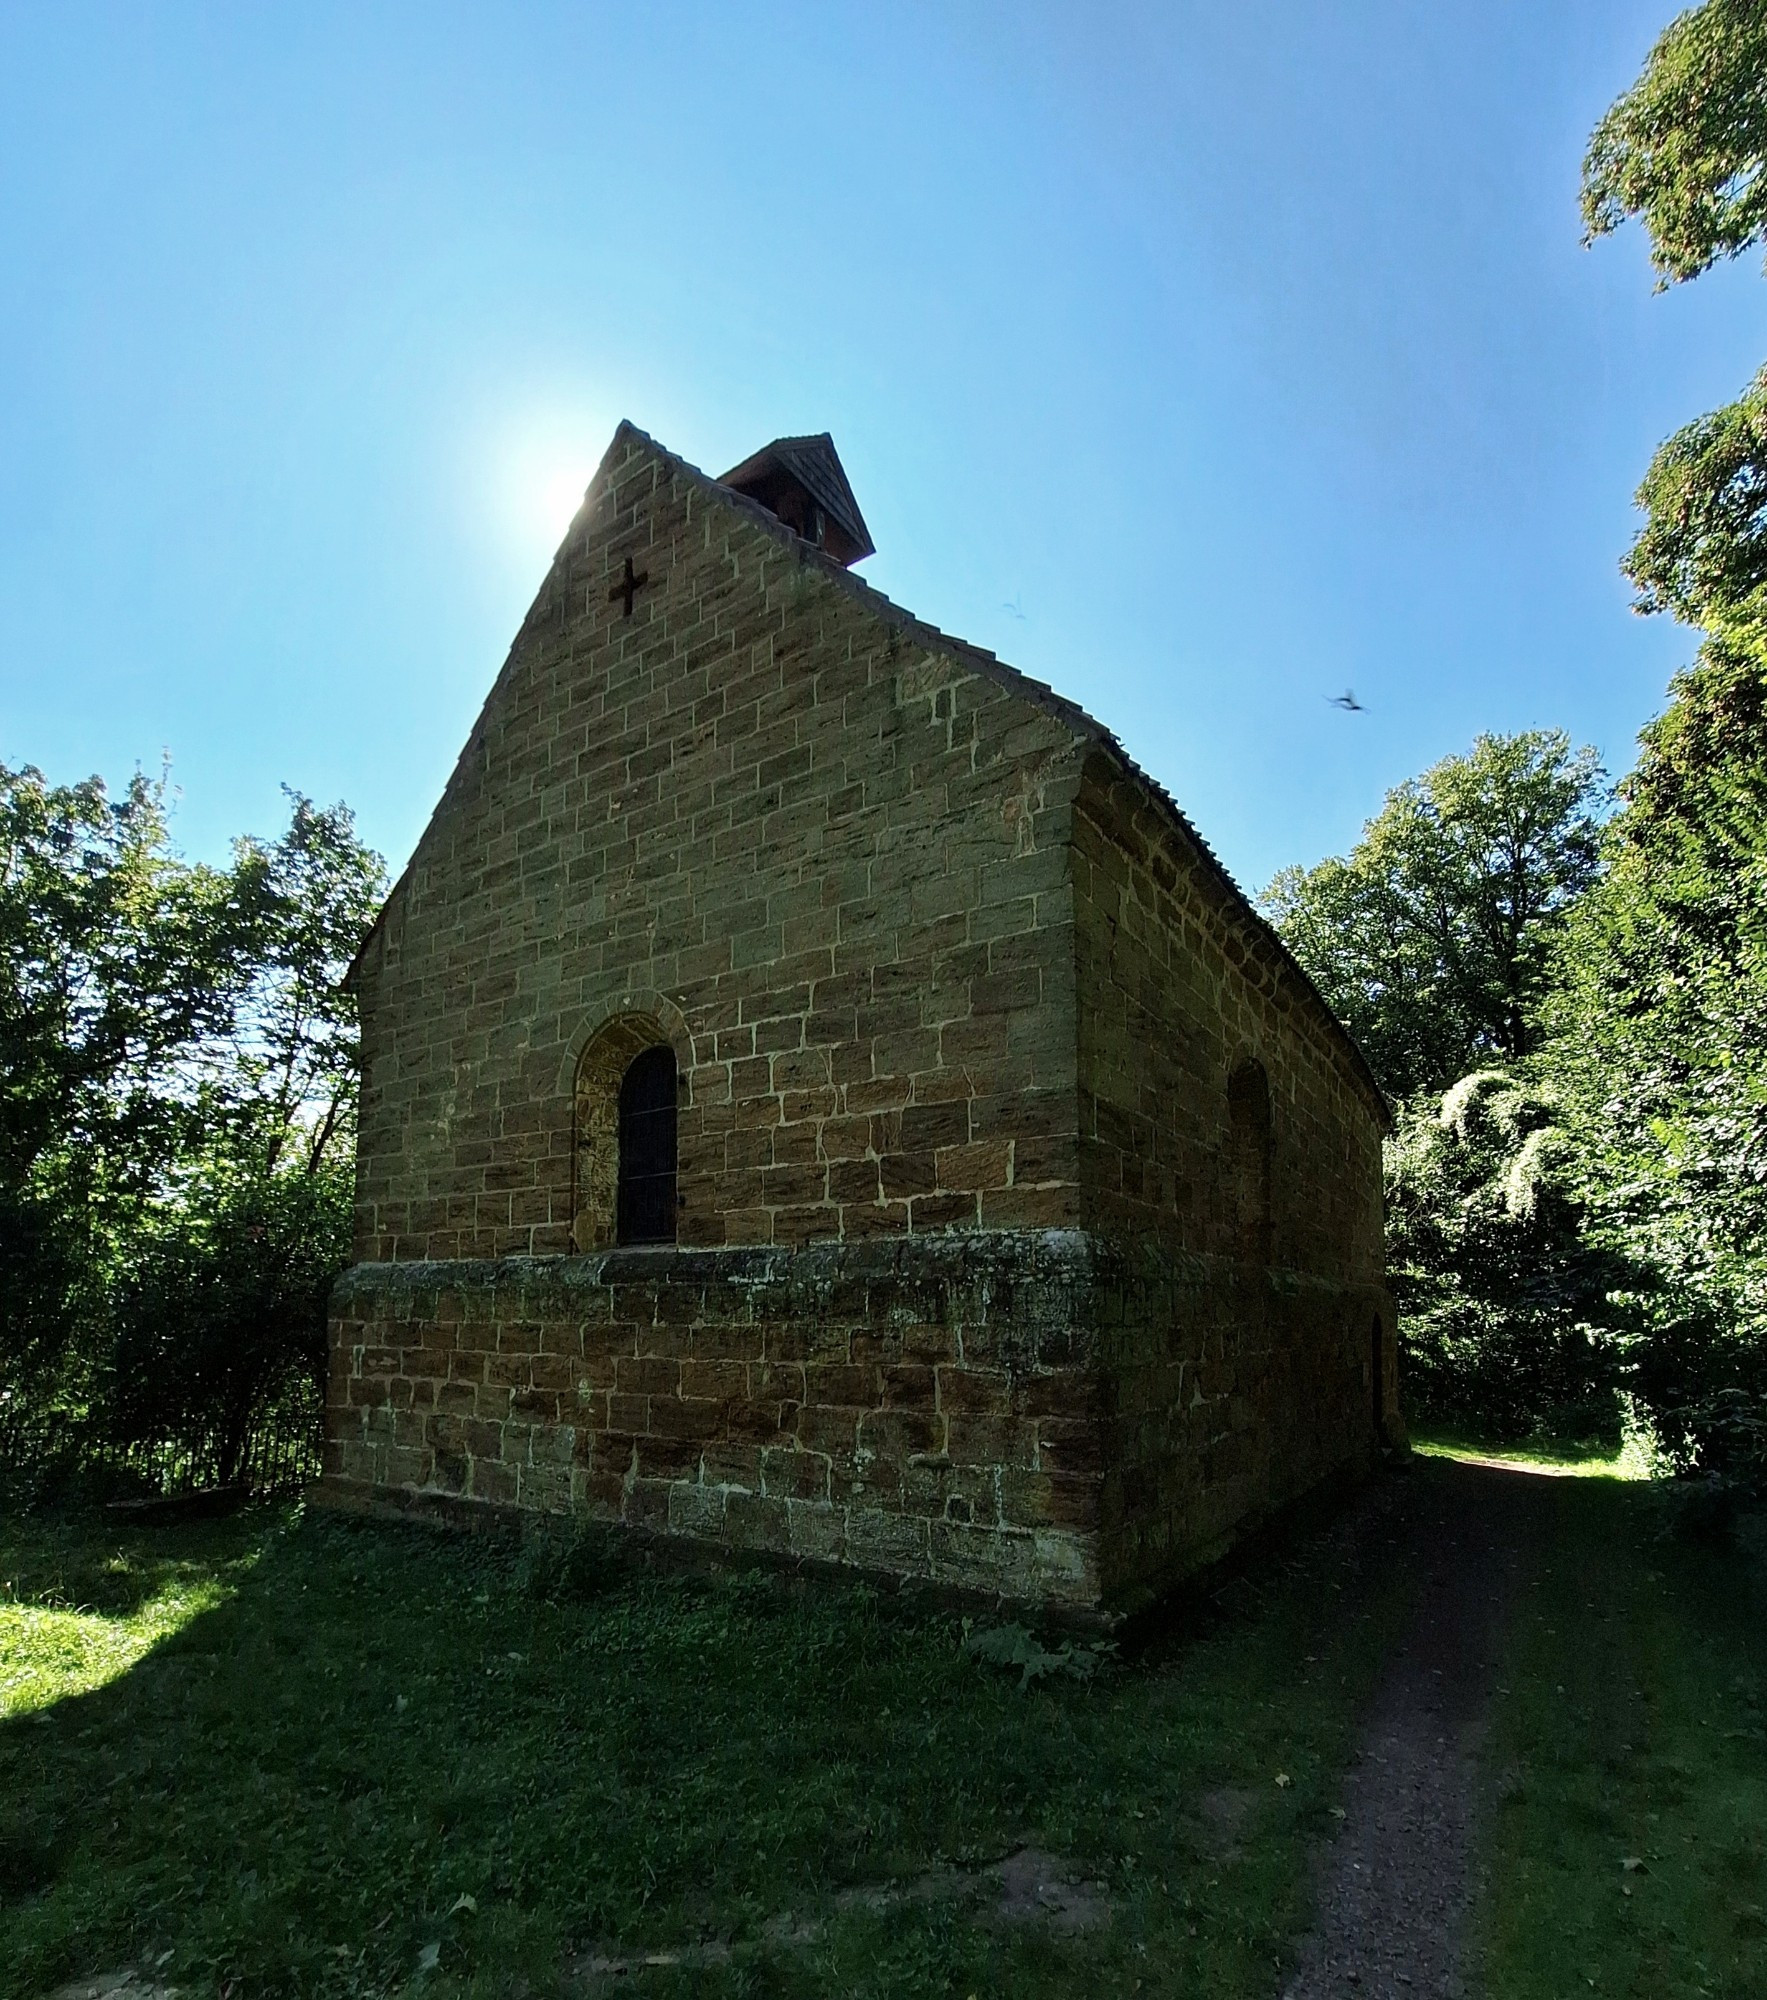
[1371,1312,1387,1439]
[617,1044,678,1244]
[1226,1057,1273,1267]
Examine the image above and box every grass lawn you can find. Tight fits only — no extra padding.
[4,1466,1762,1999]
[1,1496,1410,2000]
[1408,1419,1643,1479]
[1475,1475,1767,2000]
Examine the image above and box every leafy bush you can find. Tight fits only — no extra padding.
[1386,1072,1627,1441]
[960,1620,1116,1691]
[0,762,383,1499]
[101,1161,350,1489]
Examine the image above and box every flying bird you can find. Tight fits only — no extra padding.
[1328,689,1366,712]
[1002,594,1027,620]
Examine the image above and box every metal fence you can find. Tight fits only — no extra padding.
[1,1372,324,1504]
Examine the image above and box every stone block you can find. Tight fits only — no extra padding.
[472,1458,518,1505]
[702,1442,761,1490]
[936,1366,1011,1414]
[760,1446,830,1501]
[724,1491,790,1551]
[1036,1417,1108,1476]
[669,1482,727,1539]
[857,1408,941,1462]
[844,1507,930,1575]
[927,1520,1037,1594]
[880,1363,937,1411]
[946,1413,1036,1470]
[636,1435,703,1480]
[648,1396,725,1441]
[786,1498,846,1562]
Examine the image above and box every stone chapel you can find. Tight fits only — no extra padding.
[319,422,1398,1619]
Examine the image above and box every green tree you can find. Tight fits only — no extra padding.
[1555,651,1767,1483]
[1624,370,1767,636]
[0,763,384,1493]
[0,764,236,1451]
[1582,3,1767,685]
[1582,0,1767,287]
[100,791,385,1487]
[1385,1072,1625,1439]
[1573,0,1767,1486]
[217,790,386,1175]
[1262,731,1607,1101]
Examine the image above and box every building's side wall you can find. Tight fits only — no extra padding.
[350,430,1083,1263]
[325,1236,1104,1612]
[1071,755,1392,1608]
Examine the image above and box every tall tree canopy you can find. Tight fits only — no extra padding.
[1626,368,1767,635]
[1588,4,1767,659]
[1553,647,1767,1479]
[1563,0,1767,1486]
[1582,0,1767,287]
[1,766,230,1428]
[1262,732,1607,1102]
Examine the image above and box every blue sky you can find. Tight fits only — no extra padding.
[2,3,1760,895]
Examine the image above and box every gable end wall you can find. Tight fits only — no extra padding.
[349,432,1086,1263]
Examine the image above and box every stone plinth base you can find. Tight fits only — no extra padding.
[320,1230,1390,1617]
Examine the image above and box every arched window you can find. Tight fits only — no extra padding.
[617,1044,678,1244]
[572,1016,683,1251]
[1226,1058,1273,1266]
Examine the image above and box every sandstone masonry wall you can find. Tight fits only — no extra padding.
[1071,754,1394,1603]
[325,1236,1104,1611]
[350,427,1084,1264]
[325,425,1395,1616]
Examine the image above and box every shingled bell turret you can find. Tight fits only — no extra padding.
[719,433,874,567]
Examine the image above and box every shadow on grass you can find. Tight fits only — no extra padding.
[1472,1469,1767,2000]
[18,1471,1758,1999]
[1,1491,1419,2000]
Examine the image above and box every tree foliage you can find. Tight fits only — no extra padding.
[0,762,383,1492]
[1,765,230,1437]
[1552,648,1767,1484]
[1626,367,1767,634]
[1582,0,1767,287]
[219,793,386,1176]
[1263,734,1617,1441]
[1385,1072,1626,1438]
[1262,731,1606,1101]
[1569,0,1767,1489]
[104,1166,352,1487]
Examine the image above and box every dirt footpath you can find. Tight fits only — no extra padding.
[1282,1461,1547,2000]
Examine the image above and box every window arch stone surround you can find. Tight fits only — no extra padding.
[565,992,694,1252]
